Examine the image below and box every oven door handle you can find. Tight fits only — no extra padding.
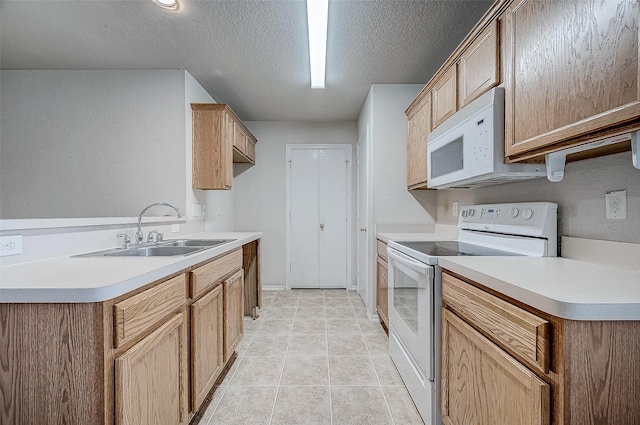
[387,248,433,278]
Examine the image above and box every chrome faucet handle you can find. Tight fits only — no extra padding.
[156,232,164,242]
[117,233,131,248]
[147,230,158,243]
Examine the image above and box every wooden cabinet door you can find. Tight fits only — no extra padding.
[406,94,431,189]
[504,0,640,159]
[192,106,232,190]
[376,255,388,328]
[441,309,550,425]
[190,285,224,411]
[432,66,457,129]
[458,19,499,107]
[223,269,244,362]
[115,312,188,425]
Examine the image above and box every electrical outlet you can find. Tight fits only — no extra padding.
[605,190,627,220]
[171,224,180,233]
[191,203,203,217]
[0,235,23,256]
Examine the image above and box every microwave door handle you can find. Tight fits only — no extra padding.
[387,249,433,277]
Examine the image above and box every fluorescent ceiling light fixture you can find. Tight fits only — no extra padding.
[152,0,179,11]
[307,0,329,89]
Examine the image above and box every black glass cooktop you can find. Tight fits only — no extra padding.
[395,241,520,257]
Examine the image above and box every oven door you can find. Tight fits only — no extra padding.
[387,247,434,380]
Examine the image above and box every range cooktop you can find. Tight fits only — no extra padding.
[394,240,520,258]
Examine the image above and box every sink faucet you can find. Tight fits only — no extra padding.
[136,202,181,244]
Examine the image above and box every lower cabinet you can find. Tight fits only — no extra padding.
[441,309,550,425]
[223,269,244,362]
[190,284,224,411]
[441,270,640,425]
[375,239,389,329]
[115,312,189,425]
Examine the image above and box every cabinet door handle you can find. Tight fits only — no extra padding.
[360,227,367,232]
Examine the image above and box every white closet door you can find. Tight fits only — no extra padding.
[289,148,320,288]
[318,148,348,288]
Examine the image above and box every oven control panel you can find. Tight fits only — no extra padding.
[458,202,557,238]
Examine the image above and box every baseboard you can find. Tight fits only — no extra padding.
[262,284,286,291]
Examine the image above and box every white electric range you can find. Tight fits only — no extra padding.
[387,202,558,424]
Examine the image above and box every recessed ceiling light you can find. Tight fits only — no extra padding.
[152,0,179,11]
[307,0,328,89]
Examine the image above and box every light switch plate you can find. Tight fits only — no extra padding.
[605,190,627,220]
[452,201,459,217]
[0,235,23,256]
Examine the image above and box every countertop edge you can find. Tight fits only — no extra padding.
[0,232,262,303]
[438,257,640,321]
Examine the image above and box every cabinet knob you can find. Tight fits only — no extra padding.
[320,224,325,230]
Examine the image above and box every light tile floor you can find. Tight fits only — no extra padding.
[200,289,424,425]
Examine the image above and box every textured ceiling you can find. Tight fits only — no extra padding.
[0,0,493,121]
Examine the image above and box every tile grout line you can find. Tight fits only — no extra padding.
[266,294,296,425]
[325,293,334,425]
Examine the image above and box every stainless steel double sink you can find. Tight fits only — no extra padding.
[74,239,235,257]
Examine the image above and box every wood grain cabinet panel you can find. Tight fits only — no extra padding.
[223,269,244,362]
[376,254,389,328]
[113,274,186,348]
[458,19,499,107]
[443,273,550,373]
[190,284,224,411]
[441,309,550,425]
[406,93,431,189]
[191,104,257,189]
[191,248,242,299]
[504,0,640,160]
[432,66,458,129]
[115,312,188,425]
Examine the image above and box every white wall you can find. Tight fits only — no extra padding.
[0,70,187,218]
[436,152,640,245]
[368,85,437,224]
[230,121,358,288]
[356,84,438,315]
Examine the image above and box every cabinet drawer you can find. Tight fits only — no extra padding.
[376,240,388,262]
[442,272,550,373]
[191,248,242,299]
[114,274,187,348]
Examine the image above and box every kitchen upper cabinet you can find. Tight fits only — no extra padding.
[406,92,431,189]
[115,312,189,425]
[432,65,458,129]
[223,269,244,362]
[191,103,257,190]
[190,284,224,411]
[458,19,499,108]
[503,0,640,161]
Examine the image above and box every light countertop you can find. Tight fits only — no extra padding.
[0,232,261,303]
[439,256,640,321]
[377,224,459,244]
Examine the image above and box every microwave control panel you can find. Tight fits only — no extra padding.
[470,113,492,166]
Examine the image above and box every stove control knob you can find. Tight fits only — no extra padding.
[461,210,468,218]
[468,209,475,217]
[522,208,534,220]
[509,208,519,218]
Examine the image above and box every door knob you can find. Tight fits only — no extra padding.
[320,223,324,230]
[360,227,367,232]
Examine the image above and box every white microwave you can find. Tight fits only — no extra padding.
[426,87,546,189]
